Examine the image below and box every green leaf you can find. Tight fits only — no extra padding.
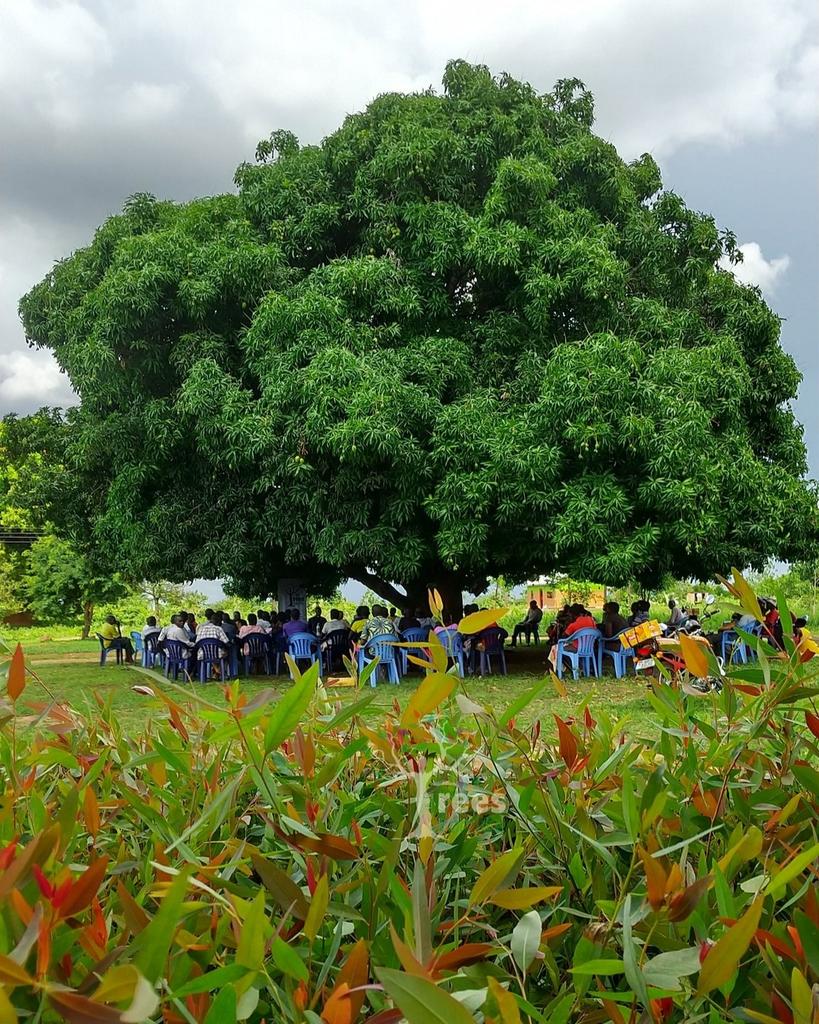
[264,661,318,754]
[766,841,819,897]
[270,936,309,982]
[642,947,702,990]
[511,910,541,972]
[304,873,329,943]
[622,894,650,1007]
[376,967,475,1024]
[469,847,524,906]
[204,985,237,1024]
[133,867,191,985]
[173,965,253,997]
[569,959,625,976]
[500,679,548,727]
[235,888,266,993]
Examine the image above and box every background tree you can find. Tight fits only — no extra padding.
[19,62,818,615]
[21,536,129,637]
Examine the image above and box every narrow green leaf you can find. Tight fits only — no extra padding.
[376,967,475,1024]
[134,867,192,985]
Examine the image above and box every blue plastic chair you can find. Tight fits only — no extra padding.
[95,633,123,667]
[242,633,271,676]
[400,627,430,675]
[556,628,602,680]
[163,639,191,681]
[196,638,231,683]
[602,632,633,678]
[130,631,144,660]
[141,633,160,669]
[434,628,466,677]
[358,633,401,686]
[720,630,748,665]
[287,632,323,679]
[478,627,507,676]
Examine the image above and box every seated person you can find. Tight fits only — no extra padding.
[159,614,195,653]
[307,605,327,636]
[510,601,544,646]
[417,607,437,630]
[256,610,273,633]
[217,611,237,643]
[601,601,627,640]
[561,604,599,652]
[282,608,310,638]
[667,599,683,629]
[179,611,196,641]
[141,615,161,639]
[98,614,135,663]
[389,607,399,626]
[321,608,350,635]
[359,604,400,646]
[195,610,229,662]
[350,606,370,637]
[760,597,784,650]
[628,601,649,627]
[398,608,421,632]
[238,612,266,654]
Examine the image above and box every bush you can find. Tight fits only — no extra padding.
[0,582,818,1024]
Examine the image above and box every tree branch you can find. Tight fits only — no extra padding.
[348,568,409,608]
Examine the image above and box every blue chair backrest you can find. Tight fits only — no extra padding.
[571,628,601,655]
[164,639,189,662]
[288,632,318,657]
[245,633,269,658]
[402,627,427,643]
[435,628,461,655]
[480,627,505,653]
[130,630,143,650]
[144,634,158,653]
[363,634,399,663]
[198,639,225,661]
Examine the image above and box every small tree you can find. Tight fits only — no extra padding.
[22,536,129,637]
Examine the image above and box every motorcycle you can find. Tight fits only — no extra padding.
[631,596,724,693]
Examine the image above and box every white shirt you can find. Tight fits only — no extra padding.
[142,625,161,639]
[257,619,273,633]
[159,624,194,647]
[322,618,350,635]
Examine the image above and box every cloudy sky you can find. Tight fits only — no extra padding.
[1,0,817,465]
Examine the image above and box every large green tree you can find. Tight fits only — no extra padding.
[19,62,817,613]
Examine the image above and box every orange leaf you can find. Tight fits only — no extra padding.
[667,875,712,922]
[389,924,427,977]
[7,643,25,701]
[83,787,100,839]
[541,922,572,943]
[321,982,353,1024]
[431,943,494,974]
[806,711,819,740]
[553,715,578,770]
[638,846,668,910]
[286,832,359,861]
[58,857,109,919]
[330,939,369,1021]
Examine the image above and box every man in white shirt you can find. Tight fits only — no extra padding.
[141,616,161,639]
[159,615,195,650]
[322,608,351,635]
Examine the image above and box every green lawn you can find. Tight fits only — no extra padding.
[10,635,656,737]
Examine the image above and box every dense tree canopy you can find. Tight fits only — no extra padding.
[20,61,817,610]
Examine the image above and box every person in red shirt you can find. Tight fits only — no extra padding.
[562,604,599,651]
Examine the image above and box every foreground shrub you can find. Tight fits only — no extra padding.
[1,587,819,1023]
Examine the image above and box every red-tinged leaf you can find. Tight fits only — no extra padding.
[7,643,25,701]
[754,928,799,962]
[667,876,712,922]
[553,715,578,770]
[771,991,794,1024]
[735,684,762,697]
[806,711,819,740]
[58,857,109,919]
[285,831,359,861]
[116,880,150,934]
[388,924,427,977]
[50,991,123,1024]
[362,1011,403,1024]
[83,787,100,839]
[431,942,494,974]
[32,864,54,899]
[584,706,596,730]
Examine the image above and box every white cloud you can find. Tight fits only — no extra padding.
[0,351,75,407]
[720,242,791,295]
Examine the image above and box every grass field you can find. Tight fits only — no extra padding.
[5,632,657,737]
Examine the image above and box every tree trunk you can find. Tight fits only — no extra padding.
[429,575,464,620]
[82,601,94,639]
